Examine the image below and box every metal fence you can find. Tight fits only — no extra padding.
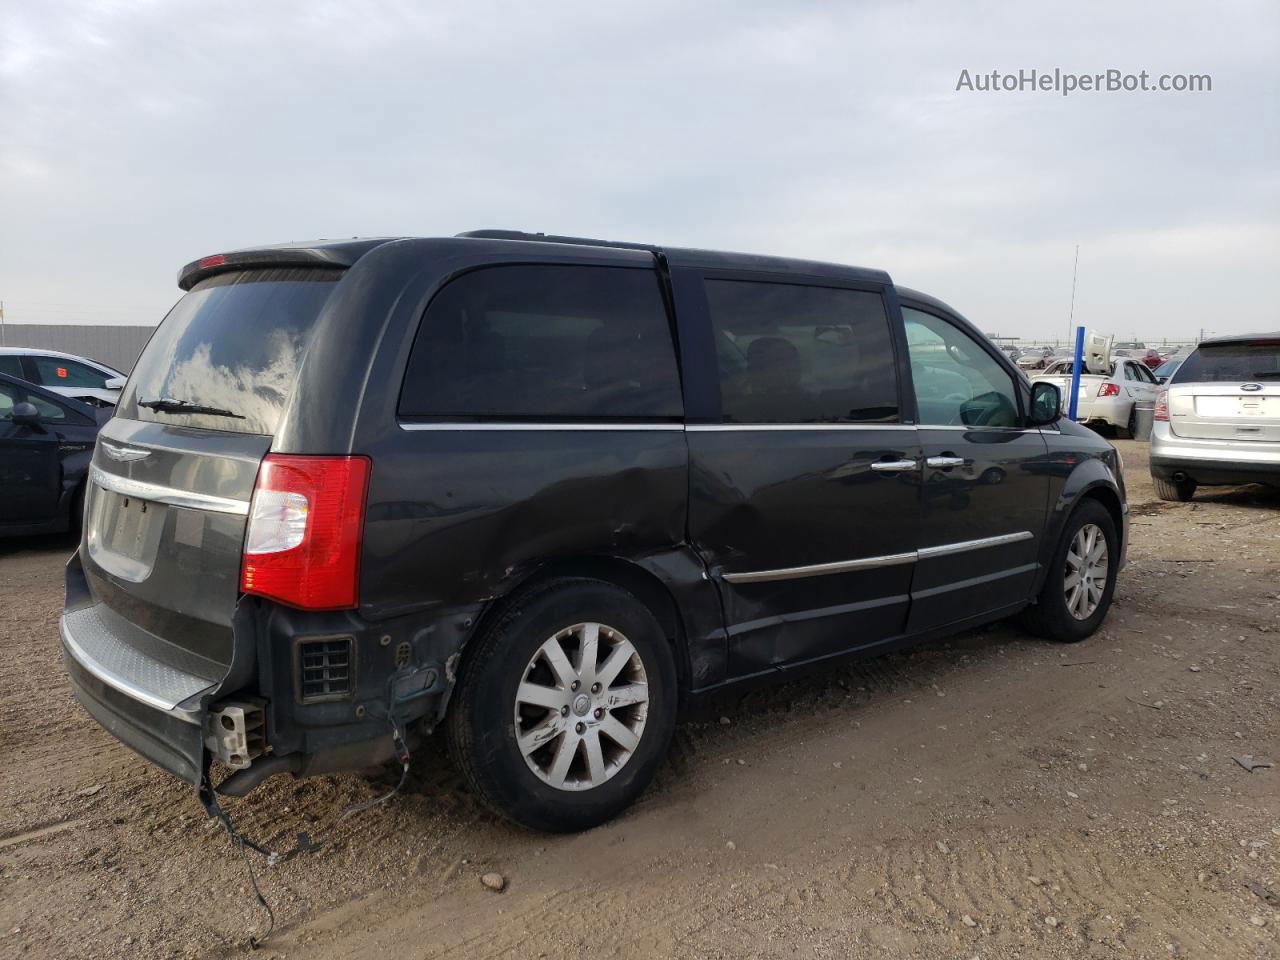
[0,323,156,373]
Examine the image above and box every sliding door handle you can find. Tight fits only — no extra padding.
[871,459,920,473]
[926,456,966,468]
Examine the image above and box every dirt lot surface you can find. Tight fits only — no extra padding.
[2,440,1278,959]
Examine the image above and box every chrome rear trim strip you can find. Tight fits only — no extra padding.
[722,531,1034,584]
[90,465,250,516]
[917,530,1034,558]
[722,551,918,584]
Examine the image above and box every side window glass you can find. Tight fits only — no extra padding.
[0,355,23,378]
[903,308,1020,427]
[1123,363,1139,382]
[400,265,682,420]
[704,280,898,423]
[0,383,16,419]
[0,384,66,422]
[30,356,109,389]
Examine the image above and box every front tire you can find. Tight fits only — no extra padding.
[1018,499,1119,643]
[1154,475,1196,501]
[447,579,677,833]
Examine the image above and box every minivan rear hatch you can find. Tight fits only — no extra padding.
[79,266,345,691]
[1167,339,1280,442]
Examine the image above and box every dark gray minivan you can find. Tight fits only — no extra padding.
[62,231,1127,832]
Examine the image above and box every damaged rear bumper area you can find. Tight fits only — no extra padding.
[61,551,476,799]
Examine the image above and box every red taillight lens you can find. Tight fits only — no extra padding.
[240,455,370,610]
[1154,389,1169,421]
[1097,382,1121,398]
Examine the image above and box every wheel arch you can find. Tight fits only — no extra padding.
[451,554,703,713]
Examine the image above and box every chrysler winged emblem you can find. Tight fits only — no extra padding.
[100,441,152,462]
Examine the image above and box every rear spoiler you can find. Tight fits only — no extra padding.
[177,239,395,290]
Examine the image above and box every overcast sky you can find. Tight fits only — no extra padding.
[2,0,1276,341]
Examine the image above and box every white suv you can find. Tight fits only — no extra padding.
[0,347,126,407]
[1150,334,1280,501]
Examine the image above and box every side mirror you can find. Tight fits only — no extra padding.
[1028,381,1062,426]
[11,401,42,427]
[104,376,126,390]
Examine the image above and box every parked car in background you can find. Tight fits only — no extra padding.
[1033,355,1161,437]
[1152,357,1184,383]
[1016,347,1055,371]
[1150,333,1280,501]
[0,348,127,407]
[0,371,106,536]
[59,232,1127,833]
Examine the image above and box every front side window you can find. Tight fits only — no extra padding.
[0,382,67,422]
[705,280,898,423]
[0,356,23,378]
[903,307,1019,427]
[400,265,682,420]
[30,356,109,389]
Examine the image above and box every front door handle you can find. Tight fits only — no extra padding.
[871,459,920,473]
[926,456,966,469]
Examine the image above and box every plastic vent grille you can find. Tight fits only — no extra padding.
[298,637,353,702]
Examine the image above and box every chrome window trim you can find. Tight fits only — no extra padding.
[915,424,1041,433]
[721,531,1034,584]
[90,465,250,516]
[398,421,685,432]
[917,530,1034,558]
[722,551,918,584]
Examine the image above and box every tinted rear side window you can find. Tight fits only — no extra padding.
[122,268,342,434]
[706,280,898,423]
[399,265,682,420]
[1171,341,1280,383]
[29,356,110,388]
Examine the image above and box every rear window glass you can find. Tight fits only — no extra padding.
[707,280,898,423]
[399,265,682,420]
[1171,341,1280,384]
[122,268,342,434]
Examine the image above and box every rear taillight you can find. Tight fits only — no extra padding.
[240,455,370,610]
[1097,383,1121,398]
[1154,389,1169,421]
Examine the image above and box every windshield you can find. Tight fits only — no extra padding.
[1153,359,1181,378]
[121,268,343,434]
[1170,341,1280,384]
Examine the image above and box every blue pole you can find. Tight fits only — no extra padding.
[1067,325,1085,421]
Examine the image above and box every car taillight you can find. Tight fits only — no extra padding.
[1154,389,1169,421]
[1097,382,1121,397]
[240,455,370,610]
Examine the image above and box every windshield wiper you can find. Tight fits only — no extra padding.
[138,396,245,419]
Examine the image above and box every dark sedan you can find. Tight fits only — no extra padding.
[0,371,107,536]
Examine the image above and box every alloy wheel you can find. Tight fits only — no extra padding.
[1064,522,1108,620]
[513,622,649,791]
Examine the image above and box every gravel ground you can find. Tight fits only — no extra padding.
[1,439,1277,959]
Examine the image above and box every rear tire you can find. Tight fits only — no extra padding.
[1154,476,1196,502]
[447,579,677,833]
[1018,499,1118,643]
[1121,406,1137,440]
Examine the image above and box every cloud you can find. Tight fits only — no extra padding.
[0,0,1276,341]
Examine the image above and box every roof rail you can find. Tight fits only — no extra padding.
[457,229,662,254]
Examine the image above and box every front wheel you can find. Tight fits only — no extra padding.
[447,579,677,833]
[1018,499,1119,643]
